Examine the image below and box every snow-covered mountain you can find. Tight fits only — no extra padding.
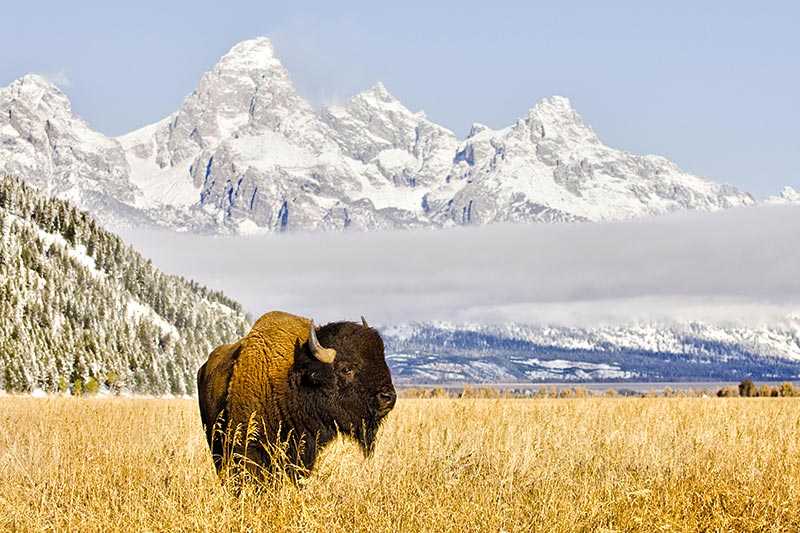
[424,97,751,224]
[765,186,800,205]
[2,37,754,233]
[382,318,800,383]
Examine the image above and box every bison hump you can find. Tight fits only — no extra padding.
[225,311,312,437]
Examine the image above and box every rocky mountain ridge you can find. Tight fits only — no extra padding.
[1,37,760,233]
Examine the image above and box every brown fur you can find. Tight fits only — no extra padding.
[197,310,396,482]
[226,311,310,437]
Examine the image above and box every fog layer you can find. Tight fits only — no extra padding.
[120,205,800,327]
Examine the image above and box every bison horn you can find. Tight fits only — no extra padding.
[361,316,369,328]
[308,320,336,364]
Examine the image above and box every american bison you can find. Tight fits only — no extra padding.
[197,311,396,482]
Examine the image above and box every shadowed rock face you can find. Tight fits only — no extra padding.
[197,311,395,482]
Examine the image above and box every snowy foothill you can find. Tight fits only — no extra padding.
[0,177,251,394]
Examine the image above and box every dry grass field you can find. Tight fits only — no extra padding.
[1,397,799,532]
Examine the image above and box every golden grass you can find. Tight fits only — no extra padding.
[1,397,799,532]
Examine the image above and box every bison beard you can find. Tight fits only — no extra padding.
[354,415,381,458]
[197,311,396,485]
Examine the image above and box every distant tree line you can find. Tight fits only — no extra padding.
[717,379,799,398]
[398,381,800,399]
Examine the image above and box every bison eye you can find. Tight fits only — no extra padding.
[339,365,354,377]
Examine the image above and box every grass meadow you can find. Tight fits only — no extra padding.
[1,396,799,532]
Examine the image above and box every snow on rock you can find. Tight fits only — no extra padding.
[765,186,800,205]
[322,82,459,188]
[0,75,144,224]
[117,119,201,209]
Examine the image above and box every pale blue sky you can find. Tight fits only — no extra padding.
[2,1,797,196]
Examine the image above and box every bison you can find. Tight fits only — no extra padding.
[197,310,396,482]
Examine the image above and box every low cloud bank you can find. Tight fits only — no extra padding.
[120,205,800,327]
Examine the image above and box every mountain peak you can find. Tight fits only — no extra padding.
[356,82,401,105]
[216,36,282,73]
[780,185,799,198]
[538,95,574,110]
[368,81,392,98]
[133,35,311,167]
[527,95,581,121]
[523,94,598,144]
[766,185,800,204]
[9,74,64,98]
[467,123,492,138]
[4,73,72,116]
[349,82,434,121]
[16,73,60,90]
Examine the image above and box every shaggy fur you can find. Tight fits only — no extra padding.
[197,311,395,482]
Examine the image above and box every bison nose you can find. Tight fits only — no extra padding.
[377,390,396,414]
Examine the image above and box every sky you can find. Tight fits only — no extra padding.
[1,1,798,197]
[120,205,800,327]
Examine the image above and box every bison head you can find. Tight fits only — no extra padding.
[293,317,396,456]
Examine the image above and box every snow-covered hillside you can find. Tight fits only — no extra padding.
[0,176,249,394]
[2,37,757,233]
[382,319,800,383]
